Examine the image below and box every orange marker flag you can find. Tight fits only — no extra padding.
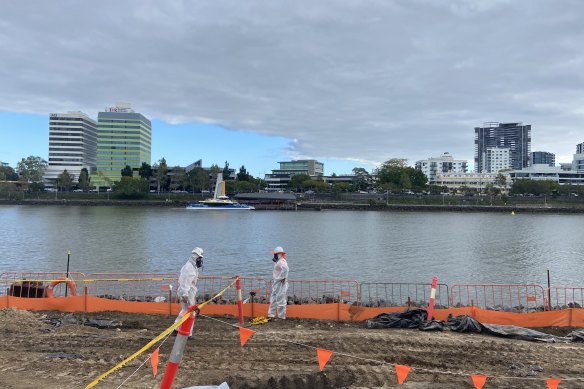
[546,378,561,389]
[150,348,159,377]
[316,348,333,371]
[394,364,411,384]
[471,374,487,389]
[239,327,255,347]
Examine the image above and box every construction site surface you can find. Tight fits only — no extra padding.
[1,308,583,388]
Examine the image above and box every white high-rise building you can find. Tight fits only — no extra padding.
[44,111,98,187]
[485,147,511,173]
[415,152,468,183]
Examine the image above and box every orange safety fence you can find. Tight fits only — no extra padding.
[449,284,546,312]
[359,282,450,308]
[197,276,269,304]
[84,273,178,302]
[550,286,584,309]
[2,295,584,327]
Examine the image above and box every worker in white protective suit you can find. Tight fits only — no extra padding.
[174,247,204,336]
[268,246,289,320]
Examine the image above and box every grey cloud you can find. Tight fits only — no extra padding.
[1,0,583,166]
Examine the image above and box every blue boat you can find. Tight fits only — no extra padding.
[186,173,255,210]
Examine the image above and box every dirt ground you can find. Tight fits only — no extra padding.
[1,308,583,389]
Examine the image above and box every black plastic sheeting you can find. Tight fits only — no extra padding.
[366,309,584,343]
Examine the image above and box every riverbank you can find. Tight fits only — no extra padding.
[2,198,584,213]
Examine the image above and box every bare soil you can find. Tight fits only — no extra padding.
[1,308,583,388]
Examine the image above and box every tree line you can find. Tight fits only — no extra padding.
[3,155,583,199]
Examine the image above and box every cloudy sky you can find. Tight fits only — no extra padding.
[1,0,583,175]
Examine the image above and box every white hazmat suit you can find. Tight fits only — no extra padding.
[268,247,289,320]
[174,247,203,336]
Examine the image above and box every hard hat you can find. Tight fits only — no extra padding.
[272,246,285,254]
[192,247,204,257]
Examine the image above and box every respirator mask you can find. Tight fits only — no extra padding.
[195,256,204,269]
[272,253,279,263]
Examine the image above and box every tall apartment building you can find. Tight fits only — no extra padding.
[532,151,555,167]
[415,152,468,182]
[265,160,324,191]
[485,147,511,172]
[93,103,151,186]
[573,143,584,173]
[474,122,531,173]
[43,111,98,187]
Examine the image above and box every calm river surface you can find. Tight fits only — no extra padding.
[0,205,583,286]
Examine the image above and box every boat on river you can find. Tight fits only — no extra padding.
[186,173,255,210]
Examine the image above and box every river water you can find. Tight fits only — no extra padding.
[0,205,583,286]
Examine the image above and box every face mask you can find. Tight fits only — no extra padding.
[272,254,279,263]
[196,257,204,268]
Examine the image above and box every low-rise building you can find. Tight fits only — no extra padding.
[265,160,324,191]
[433,172,509,191]
[415,152,468,183]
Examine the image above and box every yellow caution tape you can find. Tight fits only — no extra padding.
[84,281,235,389]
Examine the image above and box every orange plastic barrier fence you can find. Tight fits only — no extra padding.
[449,284,546,312]
[2,296,584,327]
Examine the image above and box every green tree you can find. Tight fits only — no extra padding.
[78,168,91,192]
[375,159,408,187]
[16,155,47,182]
[57,169,74,191]
[154,158,169,193]
[494,173,507,189]
[375,159,427,191]
[289,173,310,192]
[170,166,185,191]
[511,179,559,196]
[188,167,210,193]
[0,165,18,181]
[114,177,149,198]
[121,165,133,177]
[237,165,251,181]
[222,161,231,180]
[332,182,352,192]
[138,162,153,179]
[352,168,371,191]
[234,180,257,193]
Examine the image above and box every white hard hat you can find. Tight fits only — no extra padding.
[192,247,204,257]
[272,246,285,254]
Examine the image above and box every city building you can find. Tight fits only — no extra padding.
[264,160,324,191]
[532,151,555,167]
[92,103,151,187]
[572,143,584,173]
[415,152,468,183]
[509,164,584,186]
[43,111,98,188]
[433,172,509,191]
[485,147,511,172]
[474,122,531,173]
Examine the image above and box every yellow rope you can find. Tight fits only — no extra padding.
[84,281,234,389]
